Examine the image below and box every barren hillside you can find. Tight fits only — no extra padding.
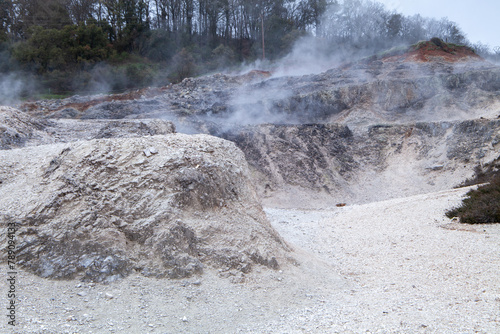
[13,39,500,206]
[1,39,500,332]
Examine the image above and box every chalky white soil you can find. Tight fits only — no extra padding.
[2,186,500,333]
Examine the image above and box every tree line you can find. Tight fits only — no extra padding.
[1,0,325,61]
[0,0,493,96]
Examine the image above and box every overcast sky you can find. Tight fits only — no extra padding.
[376,0,500,49]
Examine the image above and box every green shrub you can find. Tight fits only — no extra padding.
[125,62,156,87]
[41,70,73,93]
[446,173,500,224]
[12,24,113,73]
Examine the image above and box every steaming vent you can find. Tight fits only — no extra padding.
[12,40,500,206]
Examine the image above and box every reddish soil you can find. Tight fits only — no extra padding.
[65,86,170,111]
[21,86,172,115]
[237,70,272,82]
[21,70,272,115]
[383,40,482,63]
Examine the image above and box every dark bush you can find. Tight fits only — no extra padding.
[125,62,157,87]
[458,157,500,187]
[430,37,445,48]
[209,44,236,70]
[141,30,176,62]
[446,172,500,224]
[169,48,196,83]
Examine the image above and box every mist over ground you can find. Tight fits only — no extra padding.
[186,0,491,131]
[1,0,499,102]
[0,72,38,106]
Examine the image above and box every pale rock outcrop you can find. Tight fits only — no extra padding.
[0,134,289,282]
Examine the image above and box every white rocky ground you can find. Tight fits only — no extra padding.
[1,186,499,333]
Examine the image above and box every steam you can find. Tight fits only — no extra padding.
[0,73,37,106]
[78,64,117,95]
[198,1,398,131]
[223,80,295,128]
[271,36,342,77]
[197,0,492,133]
[1,0,492,135]
[70,62,170,97]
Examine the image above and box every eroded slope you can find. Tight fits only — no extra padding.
[222,120,500,207]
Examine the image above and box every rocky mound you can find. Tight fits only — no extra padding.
[46,118,176,143]
[0,106,51,149]
[0,134,289,282]
[222,57,500,129]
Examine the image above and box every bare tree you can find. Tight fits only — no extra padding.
[68,0,96,24]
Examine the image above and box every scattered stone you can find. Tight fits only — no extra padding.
[143,146,160,157]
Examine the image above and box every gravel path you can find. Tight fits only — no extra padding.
[2,186,499,333]
[266,186,500,333]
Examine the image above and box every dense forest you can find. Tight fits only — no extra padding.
[0,0,497,97]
